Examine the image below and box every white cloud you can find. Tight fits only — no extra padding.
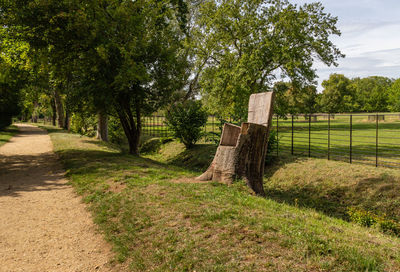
[291,0,400,89]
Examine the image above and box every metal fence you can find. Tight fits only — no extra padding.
[272,113,400,168]
[141,113,400,169]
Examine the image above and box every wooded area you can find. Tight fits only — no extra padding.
[0,0,346,153]
[3,0,397,156]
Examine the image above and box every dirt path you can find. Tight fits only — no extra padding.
[0,124,116,272]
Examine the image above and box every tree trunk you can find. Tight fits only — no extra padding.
[64,109,70,131]
[54,90,64,128]
[32,101,39,123]
[97,112,109,142]
[197,92,275,196]
[51,99,57,126]
[197,123,269,196]
[116,98,141,155]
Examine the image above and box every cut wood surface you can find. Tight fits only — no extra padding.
[0,124,119,272]
[198,92,275,195]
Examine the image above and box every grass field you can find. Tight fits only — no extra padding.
[0,125,18,147]
[273,114,400,168]
[44,125,400,272]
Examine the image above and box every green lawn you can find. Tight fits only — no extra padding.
[44,125,400,272]
[272,114,400,168]
[0,125,18,147]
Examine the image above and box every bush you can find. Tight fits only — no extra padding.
[347,207,400,236]
[108,116,126,145]
[265,129,278,164]
[165,100,208,149]
[70,112,97,137]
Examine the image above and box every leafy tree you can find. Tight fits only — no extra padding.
[165,100,208,149]
[320,74,352,113]
[0,26,31,128]
[197,0,343,118]
[351,76,392,112]
[388,78,400,112]
[1,0,190,154]
[273,81,318,116]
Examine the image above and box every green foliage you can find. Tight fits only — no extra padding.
[197,0,343,117]
[165,100,208,149]
[70,112,97,137]
[108,116,126,145]
[320,74,353,113]
[388,79,400,112]
[347,207,400,236]
[139,138,163,154]
[273,82,319,116]
[320,74,394,113]
[351,76,392,112]
[265,130,278,164]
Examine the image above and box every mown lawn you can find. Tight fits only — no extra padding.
[272,114,400,167]
[46,126,400,272]
[0,125,18,147]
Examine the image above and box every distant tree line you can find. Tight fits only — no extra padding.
[272,74,400,115]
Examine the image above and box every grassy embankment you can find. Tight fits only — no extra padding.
[45,125,400,271]
[0,125,18,147]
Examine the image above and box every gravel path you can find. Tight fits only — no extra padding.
[0,124,115,272]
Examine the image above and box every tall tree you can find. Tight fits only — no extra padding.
[320,74,352,113]
[388,78,400,112]
[351,76,392,112]
[196,0,344,118]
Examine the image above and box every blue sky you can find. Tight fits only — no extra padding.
[291,0,400,89]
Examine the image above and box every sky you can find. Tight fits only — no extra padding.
[291,0,400,90]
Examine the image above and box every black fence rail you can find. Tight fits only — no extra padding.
[272,113,400,169]
[141,113,400,169]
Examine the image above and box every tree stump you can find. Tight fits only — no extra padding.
[197,92,275,196]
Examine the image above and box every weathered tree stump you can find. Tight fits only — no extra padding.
[197,92,275,196]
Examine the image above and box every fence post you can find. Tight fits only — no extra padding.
[308,114,311,157]
[350,114,352,164]
[328,114,331,160]
[291,115,294,155]
[376,113,379,167]
[276,116,279,157]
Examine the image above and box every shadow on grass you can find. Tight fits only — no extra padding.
[166,144,217,172]
[81,139,125,153]
[57,148,175,180]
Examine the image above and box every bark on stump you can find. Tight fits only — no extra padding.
[197,92,275,196]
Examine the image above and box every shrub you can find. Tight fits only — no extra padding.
[70,112,97,137]
[165,100,208,149]
[265,129,278,164]
[347,207,400,236]
[108,116,126,145]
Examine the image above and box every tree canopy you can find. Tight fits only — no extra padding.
[1,0,347,152]
[197,0,343,118]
